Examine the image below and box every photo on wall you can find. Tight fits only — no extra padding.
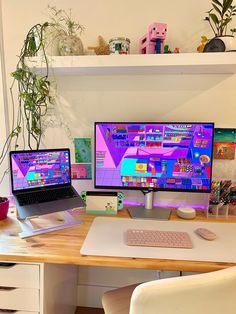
[71,163,92,180]
[213,128,236,160]
[72,138,92,180]
[74,138,92,163]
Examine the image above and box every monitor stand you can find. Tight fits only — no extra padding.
[128,191,171,220]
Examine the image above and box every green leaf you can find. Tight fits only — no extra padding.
[212,3,222,15]
[210,13,220,25]
[212,0,223,7]
[222,17,232,27]
[222,0,233,15]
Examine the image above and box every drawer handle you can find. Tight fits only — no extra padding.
[0,263,17,268]
[0,310,18,313]
[0,287,17,291]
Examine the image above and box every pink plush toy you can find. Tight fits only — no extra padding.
[139,22,167,54]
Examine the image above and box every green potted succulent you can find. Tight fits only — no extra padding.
[203,0,236,52]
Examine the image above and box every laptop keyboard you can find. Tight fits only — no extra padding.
[126,229,193,249]
[17,188,77,206]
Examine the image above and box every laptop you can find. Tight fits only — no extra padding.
[9,148,85,220]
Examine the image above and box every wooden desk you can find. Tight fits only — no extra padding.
[1,207,236,273]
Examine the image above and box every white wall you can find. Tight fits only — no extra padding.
[0,0,9,196]
[1,1,236,307]
[2,0,235,203]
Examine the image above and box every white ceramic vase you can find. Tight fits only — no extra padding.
[203,35,236,52]
[58,35,84,56]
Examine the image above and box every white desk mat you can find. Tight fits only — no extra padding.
[80,217,236,263]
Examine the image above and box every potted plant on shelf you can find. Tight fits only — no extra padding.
[0,197,9,220]
[48,5,85,56]
[203,0,236,52]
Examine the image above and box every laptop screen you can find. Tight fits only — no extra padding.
[10,149,71,192]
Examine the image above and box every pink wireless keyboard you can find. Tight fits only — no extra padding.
[126,229,193,249]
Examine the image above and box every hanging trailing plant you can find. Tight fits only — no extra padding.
[0,22,54,183]
[11,22,53,149]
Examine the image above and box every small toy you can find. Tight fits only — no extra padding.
[173,47,180,53]
[164,45,170,53]
[197,36,208,53]
[88,36,110,55]
[139,22,167,54]
[109,37,130,54]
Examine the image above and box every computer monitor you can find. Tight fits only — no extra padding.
[95,122,214,219]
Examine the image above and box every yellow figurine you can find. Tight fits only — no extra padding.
[88,36,110,55]
[197,36,208,53]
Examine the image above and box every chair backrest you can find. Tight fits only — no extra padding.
[130,266,236,314]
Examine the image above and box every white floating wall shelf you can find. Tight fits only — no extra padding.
[27,52,236,75]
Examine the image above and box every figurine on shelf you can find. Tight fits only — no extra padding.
[197,36,208,53]
[164,44,172,53]
[139,22,167,54]
[173,47,180,53]
[88,36,110,55]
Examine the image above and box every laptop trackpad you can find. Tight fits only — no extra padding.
[17,197,85,219]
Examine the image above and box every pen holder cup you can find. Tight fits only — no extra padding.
[0,198,9,220]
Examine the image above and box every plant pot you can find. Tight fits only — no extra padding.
[203,36,236,52]
[0,197,9,220]
[58,35,84,56]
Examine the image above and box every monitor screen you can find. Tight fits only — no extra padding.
[10,148,71,192]
[95,122,214,192]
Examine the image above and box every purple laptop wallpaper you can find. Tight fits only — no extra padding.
[95,123,214,191]
[11,150,70,191]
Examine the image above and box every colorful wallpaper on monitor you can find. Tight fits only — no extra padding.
[11,150,71,191]
[95,123,214,191]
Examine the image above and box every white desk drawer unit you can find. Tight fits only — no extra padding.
[0,309,39,314]
[0,263,39,288]
[0,263,39,313]
[0,262,77,314]
[0,287,39,311]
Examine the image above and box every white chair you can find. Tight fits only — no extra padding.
[102,266,236,314]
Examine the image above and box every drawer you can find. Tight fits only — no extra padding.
[0,311,39,314]
[0,288,39,312]
[0,264,39,288]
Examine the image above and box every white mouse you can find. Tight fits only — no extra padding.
[195,228,217,241]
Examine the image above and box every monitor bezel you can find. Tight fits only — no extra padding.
[9,148,72,194]
[94,122,214,193]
